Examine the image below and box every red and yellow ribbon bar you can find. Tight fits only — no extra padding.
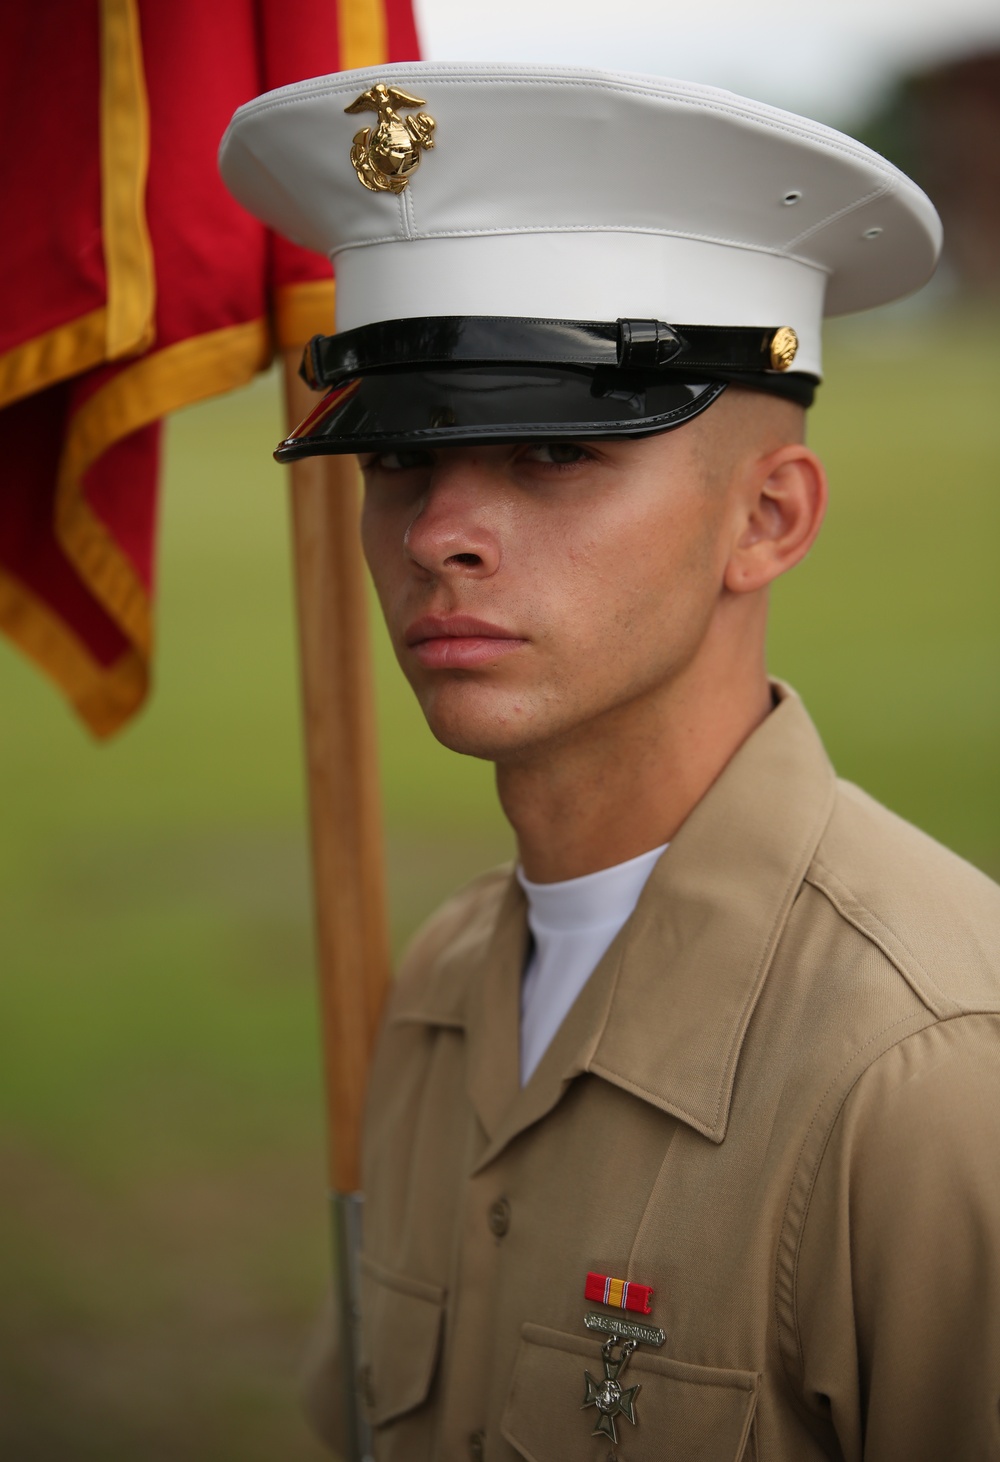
[585,1271,654,1315]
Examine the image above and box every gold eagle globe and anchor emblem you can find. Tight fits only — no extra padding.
[345,83,436,193]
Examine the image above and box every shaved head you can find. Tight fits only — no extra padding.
[688,386,808,495]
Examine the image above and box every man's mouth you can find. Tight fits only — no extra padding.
[403,615,528,670]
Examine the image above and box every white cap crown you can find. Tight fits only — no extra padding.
[220,63,942,381]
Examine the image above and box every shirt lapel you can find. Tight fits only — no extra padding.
[388,686,838,1168]
[587,686,837,1142]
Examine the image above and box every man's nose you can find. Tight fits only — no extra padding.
[403,459,502,578]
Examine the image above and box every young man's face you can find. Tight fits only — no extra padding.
[359,419,741,764]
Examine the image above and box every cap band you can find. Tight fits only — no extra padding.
[300,316,806,392]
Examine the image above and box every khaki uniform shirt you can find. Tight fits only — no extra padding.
[309,687,1000,1462]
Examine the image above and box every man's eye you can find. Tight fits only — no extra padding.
[523,442,592,466]
[369,449,432,471]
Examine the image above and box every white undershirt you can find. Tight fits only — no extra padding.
[517,844,669,1085]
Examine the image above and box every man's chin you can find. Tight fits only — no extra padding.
[417,687,548,763]
[424,714,535,763]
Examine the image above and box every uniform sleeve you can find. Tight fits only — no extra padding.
[793,1014,1000,1462]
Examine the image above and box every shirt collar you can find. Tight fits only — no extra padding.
[388,684,838,1154]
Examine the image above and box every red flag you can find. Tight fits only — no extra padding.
[0,0,419,737]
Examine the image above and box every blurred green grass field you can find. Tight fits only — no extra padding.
[1,307,997,1459]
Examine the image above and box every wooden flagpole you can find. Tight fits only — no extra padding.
[282,351,390,1462]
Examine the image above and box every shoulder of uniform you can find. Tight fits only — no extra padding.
[805,780,1000,1016]
[777,1008,1000,1406]
[389,863,515,1015]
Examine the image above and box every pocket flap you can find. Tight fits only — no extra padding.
[359,1255,445,1428]
[501,1323,758,1462]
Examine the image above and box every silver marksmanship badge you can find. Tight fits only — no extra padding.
[581,1312,666,1445]
[583,1334,640,1444]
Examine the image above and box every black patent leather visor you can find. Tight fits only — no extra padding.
[276,315,817,460]
[276,365,728,461]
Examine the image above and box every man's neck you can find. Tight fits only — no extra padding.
[497,657,773,883]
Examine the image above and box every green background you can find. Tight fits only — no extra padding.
[1,306,997,1458]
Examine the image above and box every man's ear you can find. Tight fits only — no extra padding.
[723,443,828,594]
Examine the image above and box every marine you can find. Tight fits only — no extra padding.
[220,64,1000,1461]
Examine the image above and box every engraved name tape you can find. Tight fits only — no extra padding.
[584,1312,666,1348]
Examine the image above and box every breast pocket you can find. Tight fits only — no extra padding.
[501,1323,758,1462]
[359,1254,445,1461]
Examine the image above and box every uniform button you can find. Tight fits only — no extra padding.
[468,1428,485,1461]
[487,1197,510,1237]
